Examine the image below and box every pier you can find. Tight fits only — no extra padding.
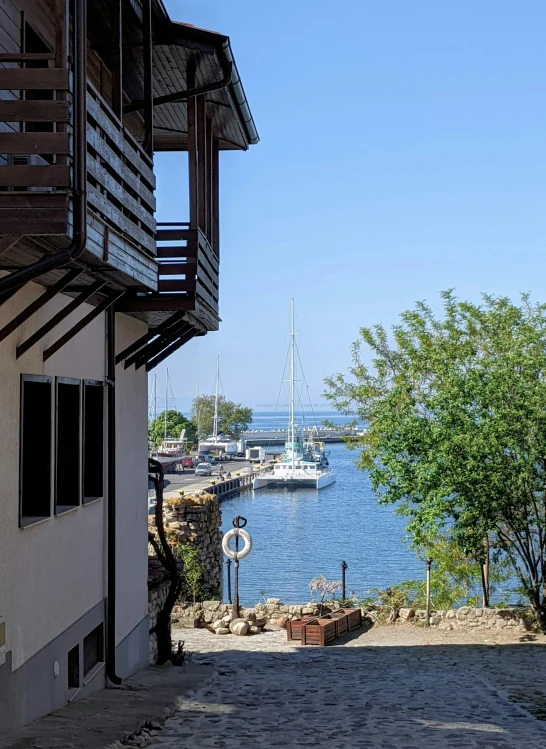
[240,427,357,446]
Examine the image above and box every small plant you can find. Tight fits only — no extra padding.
[175,543,218,603]
[309,576,342,614]
[259,589,267,604]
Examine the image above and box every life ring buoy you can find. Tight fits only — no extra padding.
[222,528,252,561]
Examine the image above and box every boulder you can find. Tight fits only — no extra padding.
[203,600,221,612]
[266,598,280,605]
[230,620,249,636]
[211,619,224,631]
[216,628,230,635]
[398,608,415,620]
[249,626,262,635]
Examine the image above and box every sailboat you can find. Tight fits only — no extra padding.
[197,355,238,459]
[252,301,335,490]
[150,369,187,467]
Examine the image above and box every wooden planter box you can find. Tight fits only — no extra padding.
[286,616,318,641]
[337,607,362,631]
[329,611,349,636]
[301,617,337,646]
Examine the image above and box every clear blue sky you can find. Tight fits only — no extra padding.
[151,0,546,410]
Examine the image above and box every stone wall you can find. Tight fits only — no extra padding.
[174,599,530,634]
[162,492,223,598]
[395,606,529,632]
[148,578,170,664]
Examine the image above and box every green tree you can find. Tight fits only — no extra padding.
[192,395,253,439]
[149,410,198,447]
[325,292,546,630]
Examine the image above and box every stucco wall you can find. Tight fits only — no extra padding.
[0,279,149,676]
[115,315,149,647]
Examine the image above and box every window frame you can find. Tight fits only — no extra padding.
[54,377,82,515]
[19,374,53,528]
[82,379,105,505]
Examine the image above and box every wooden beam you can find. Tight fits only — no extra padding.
[205,116,213,241]
[115,311,185,364]
[0,132,70,154]
[128,322,192,369]
[145,329,203,372]
[0,68,69,90]
[0,268,82,344]
[0,53,55,62]
[111,0,123,119]
[16,280,106,358]
[43,290,125,361]
[0,166,70,188]
[0,100,70,122]
[212,139,220,258]
[142,0,153,157]
[187,63,198,229]
[197,96,207,233]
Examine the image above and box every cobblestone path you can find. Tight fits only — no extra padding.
[150,628,546,749]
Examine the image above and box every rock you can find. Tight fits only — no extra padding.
[266,598,280,605]
[302,605,317,615]
[230,620,249,636]
[398,608,415,620]
[249,626,262,634]
[254,617,267,627]
[211,619,224,631]
[446,610,456,619]
[429,615,442,625]
[414,609,427,619]
[178,617,200,629]
[215,628,230,635]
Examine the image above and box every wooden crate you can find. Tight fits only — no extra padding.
[301,617,337,646]
[329,611,349,636]
[286,616,318,641]
[337,607,362,631]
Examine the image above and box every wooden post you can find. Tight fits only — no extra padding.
[54,0,69,165]
[197,96,207,233]
[187,65,198,230]
[211,139,220,257]
[205,116,213,241]
[425,557,432,627]
[111,0,123,119]
[142,0,153,157]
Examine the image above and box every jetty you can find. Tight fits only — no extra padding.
[241,427,357,446]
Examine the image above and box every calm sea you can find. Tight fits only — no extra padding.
[220,441,424,605]
[247,408,359,432]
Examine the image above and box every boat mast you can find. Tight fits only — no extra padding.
[213,355,220,440]
[195,379,200,442]
[290,299,295,471]
[154,374,157,421]
[164,368,169,440]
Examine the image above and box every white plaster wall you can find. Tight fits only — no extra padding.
[114,315,149,646]
[0,280,149,670]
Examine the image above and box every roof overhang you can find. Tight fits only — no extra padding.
[149,21,258,152]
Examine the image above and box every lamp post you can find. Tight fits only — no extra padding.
[341,560,348,600]
[425,557,433,627]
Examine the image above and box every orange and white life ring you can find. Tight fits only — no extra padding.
[222,528,252,561]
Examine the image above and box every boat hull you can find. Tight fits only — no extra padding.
[253,472,335,490]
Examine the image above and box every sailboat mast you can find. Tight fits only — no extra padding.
[164,369,169,440]
[290,299,295,470]
[154,374,157,421]
[213,355,220,440]
[195,379,200,441]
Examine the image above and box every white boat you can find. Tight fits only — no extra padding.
[197,356,237,459]
[253,300,335,491]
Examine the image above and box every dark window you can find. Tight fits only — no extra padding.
[55,379,81,512]
[20,376,52,524]
[83,382,104,502]
[67,644,80,690]
[83,623,104,675]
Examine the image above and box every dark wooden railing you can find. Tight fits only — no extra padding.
[0,53,70,236]
[157,222,219,316]
[86,82,156,257]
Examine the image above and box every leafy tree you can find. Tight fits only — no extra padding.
[192,395,253,439]
[325,292,546,630]
[149,410,197,447]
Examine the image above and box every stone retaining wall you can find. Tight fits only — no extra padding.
[162,492,223,598]
[395,606,529,631]
[174,599,530,633]
[148,579,170,664]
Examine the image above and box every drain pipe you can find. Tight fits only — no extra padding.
[106,305,122,686]
[0,0,87,295]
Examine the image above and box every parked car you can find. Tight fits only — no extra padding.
[180,456,194,469]
[195,462,212,476]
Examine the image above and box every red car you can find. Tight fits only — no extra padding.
[180,456,195,469]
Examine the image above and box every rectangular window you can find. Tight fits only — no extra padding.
[83,382,104,502]
[67,644,80,690]
[55,378,81,513]
[83,623,104,675]
[20,376,52,525]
